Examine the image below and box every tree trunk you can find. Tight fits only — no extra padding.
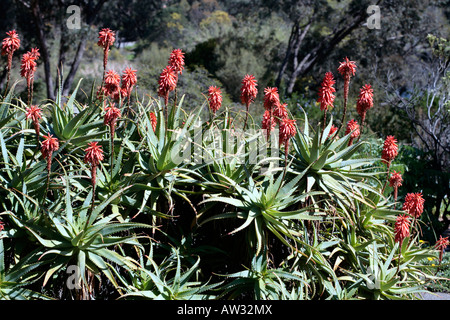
[31,0,55,101]
[285,12,367,95]
[275,19,312,88]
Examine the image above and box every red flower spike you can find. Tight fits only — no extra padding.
[402,192,425,219]
[394,214,410,246]
[279,118,297,146]
[20,52,37,76]
[25,105,42,138]
[261,109,275,140]
[208,86,222,115]
[98,28,115,81]
[328,124,338,139]
[263,87,280,111]
[317,72,336,111]
[25,105,42,123]
[104,70,121,95]
[389,171,403,201]
[1,30,20,56]
[2,30,20,91]
[273,103,289,124]
[41,134,59,172]
[84,141,104,168]
[149,112,157,132]
[104,104,121,128]
[121,67,137,96]
[97,28,115,49]
[435,236,450,251]
[240,74,258,107]
[356,84,374,124]
[20,51,39,94]
[158,65,177,106]
[30,47,40,59]
[337,57,357,118]
[435,236,450,264]
[345,119,360,146]
[168,49,185,75]
[337,57,357,80]
[382,135,398,165]
[0,220,4,232]
[84,141,104,188]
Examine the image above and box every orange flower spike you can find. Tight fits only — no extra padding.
[25,105,42,139]
[435,236,450,264]
[279,118,297,146]
[208,86,222,116]
[168,49,185,75]
[41,134,59,172]
[240,74,258,107]
[382,135,398,165]
[158,65,177,107]
[389,171,403,201]
[317,72,336,111]
[345,119,360,146]
[402,192,425,219]
[356,84,374,124]
[149,112,157,132]
[263,87,280,111]
[273,103,289,124]
[97,28,115,84]
[394,214,411,247]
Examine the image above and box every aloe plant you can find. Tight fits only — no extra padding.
[199,170,326,256]
[218,253,310,300]
[0,239,52,300]
[118,245,221,300]
[7,168,152,298]
[291,111,381,221]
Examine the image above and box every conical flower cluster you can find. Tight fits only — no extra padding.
[345,119,360,146]
[394,214,410,246]
[240,74,258,107]
[208,86,222,115]
[402,192,425,218]
[41,134,59,172]
[158,65,177,107]
[381,135,398,165]
[356,84,373,124]
[389,171,403,201]
[317,72,336,111]
[168,49,185,75]
[25,105,42,140]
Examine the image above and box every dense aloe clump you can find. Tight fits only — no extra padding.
[0,28,446,301]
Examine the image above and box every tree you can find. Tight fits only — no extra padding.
[274,0,383,95]
[381,35,450,230]
[15,0,107,100]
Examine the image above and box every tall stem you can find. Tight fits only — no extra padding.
[4,53,12,95]
[243,102,250,130]
[336,77,349,136]
[396,241,402,275]
[84,165,97,231]
[381,161,391,195]
[110,124,115,177]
